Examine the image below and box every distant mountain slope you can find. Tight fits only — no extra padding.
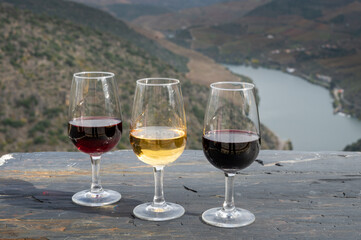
[0,2,283,155]
[247,0,356,19]
[0,0,188,73]
[0,3,195,155]
[132,0,271,31]
[73,0,231,11]
[0,3,283,155]
[344,139,361,151]
[105,3,171,21]
[130,0,361,120]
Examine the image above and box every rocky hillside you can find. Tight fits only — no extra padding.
[0,0,188,73]
[0,4,181,154]
[0,3,282,155]
[344,139,361,151]
[131,0,361,120]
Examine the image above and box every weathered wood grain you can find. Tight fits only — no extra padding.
[0,150,360,239]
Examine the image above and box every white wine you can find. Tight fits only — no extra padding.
[130,126,186,166]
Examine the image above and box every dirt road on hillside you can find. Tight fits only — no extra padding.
[129,24,241,85]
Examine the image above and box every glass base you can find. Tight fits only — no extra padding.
[133,202,185,221]
[202,207,255,228]
[72,189,121,207]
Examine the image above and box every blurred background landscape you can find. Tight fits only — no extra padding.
[0,0,360,155]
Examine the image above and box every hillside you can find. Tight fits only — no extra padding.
[344,139,361,151]
[0,3,186,154]
[73,0,230,11]
[0,4,281,155]
[131,0,361,121]
[104,3,171,21]
[132,0,271,32]
[0,0,188,73]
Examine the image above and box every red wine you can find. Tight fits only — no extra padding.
[202,130,260,173]
[68,117,122,156]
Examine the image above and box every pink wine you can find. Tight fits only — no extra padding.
[68,117,122,156]
[202,130,260,173]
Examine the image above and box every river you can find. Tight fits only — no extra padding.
[225,65,361,151]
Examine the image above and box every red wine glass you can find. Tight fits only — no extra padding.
[202,82,261,228]
[68,72,122,207]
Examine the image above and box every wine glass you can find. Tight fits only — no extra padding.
[202,82,261,228]
[68,72,123,207]
[130,78,187,221]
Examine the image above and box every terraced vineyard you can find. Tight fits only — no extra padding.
[0,2,282,155]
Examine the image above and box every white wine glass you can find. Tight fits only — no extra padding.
[68,72,122,207]
[130,78,187,221]
[202,82,261,228]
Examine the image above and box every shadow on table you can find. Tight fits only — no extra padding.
[0,178,141,218]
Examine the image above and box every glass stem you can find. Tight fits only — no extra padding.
[222,172,236,212]
[152,166,165,207]
[90,155,103,193]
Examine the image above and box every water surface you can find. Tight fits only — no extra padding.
[226,65,361,151]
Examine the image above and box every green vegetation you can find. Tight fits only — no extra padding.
[2,118,25,128]
[344,139,361,152]
[161,0,361,120]
[247,0,326,20]
[16,95,38,109]
[0,2,281,155]
[0,0,188,73]
[0,4,185,155]
[171,29,192,48]
[106,3,171,21]
[101,0,230,11]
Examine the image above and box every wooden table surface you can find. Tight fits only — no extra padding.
[0,150,360,239]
